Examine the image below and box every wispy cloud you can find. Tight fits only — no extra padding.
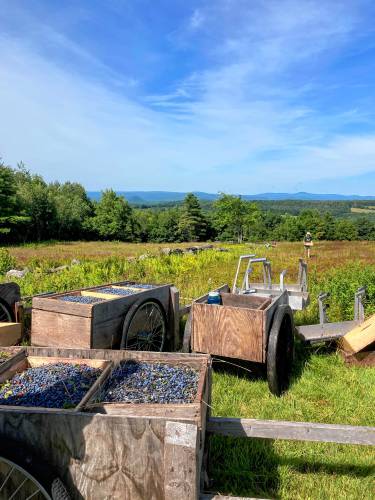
[0,0,375,193]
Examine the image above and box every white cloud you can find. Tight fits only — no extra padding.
[189,9,205,30]
[0,1,375,194]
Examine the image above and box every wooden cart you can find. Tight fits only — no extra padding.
[0,346,210,500]
[183,285,294,396]
[31,281,180,352]
[1,347,373,500]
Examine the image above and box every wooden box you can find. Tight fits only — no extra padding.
[0,351,111,412]
[0,322,22,346]
[191,291,287,363]
[31,281,173,349]
[0,347,211,500]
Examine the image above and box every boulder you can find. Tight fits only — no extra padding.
[6,269,28,279]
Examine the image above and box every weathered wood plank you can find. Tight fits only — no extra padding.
[32,294,93,317]
[0,410,168,499]
[25,346,210,366]
[31,309,92,348]
[0,348,25,374]
[182,285,230,354]
[164,421,199,500]
[0,322,22,346]
[192,303,264,362]
[207,417,375,446]
[85,403,201,422]
[221,293,271,310]
[341,314,375,354]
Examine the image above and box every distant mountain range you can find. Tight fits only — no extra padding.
[87,191,375,203]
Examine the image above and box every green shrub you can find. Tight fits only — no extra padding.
[0,248,16,274]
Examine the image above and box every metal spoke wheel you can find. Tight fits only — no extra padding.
[266,304,294,396]
[0,440,70,499]
[121,299,167,351]
[0,298,14,323]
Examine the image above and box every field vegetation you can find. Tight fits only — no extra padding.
[1,240,374,498]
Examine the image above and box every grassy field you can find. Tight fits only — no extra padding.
[2,240,375,499]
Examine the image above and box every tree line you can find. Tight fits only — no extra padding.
[1,161,375,243]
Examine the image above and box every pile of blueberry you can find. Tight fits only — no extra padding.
[97,287,135,296]
[98,360,199,404]
[0,362,102,408]
[59,295,103,304]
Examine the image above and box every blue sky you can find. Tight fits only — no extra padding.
[1,0,375,194]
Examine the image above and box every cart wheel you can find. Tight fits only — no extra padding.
[267,304,294,396]
[0,439,70,499]
[121,299,167,351]
[0,297,14,323]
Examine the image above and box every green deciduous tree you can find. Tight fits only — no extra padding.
[50,182,93,239]
[89,190,138,241]
[15,166,57,241]
[0,161,30,237]
[213,194,260,242]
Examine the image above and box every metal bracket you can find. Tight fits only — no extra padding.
[354,287,366,322]
[279,270,287,292]
[262,261,272,289]
[298,259,308,292]
[232,254,256,293]
[318,292,330,324]
[232,255,273,294]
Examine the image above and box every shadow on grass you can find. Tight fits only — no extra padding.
[278,455,375,477]
[211,356,267,382]
[208,436,281,499]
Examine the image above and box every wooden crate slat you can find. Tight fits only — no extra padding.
[192,303,264,362]
[207,417,375,446]
[31,309,92,348]
[341,314,375,354]
[0,322,22,346]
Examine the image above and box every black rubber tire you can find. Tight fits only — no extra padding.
[0,297,15,322]
[0,438,71,499]
[266,304,294,396]
[120,298,167,351]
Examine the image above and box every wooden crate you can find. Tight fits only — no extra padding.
[0,351,111,412]
[0,347,211,500]
[31,281,173,349]
[0,322,22,346]
[191,291,288,363]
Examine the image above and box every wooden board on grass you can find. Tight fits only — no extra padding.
[340,314,375,354]
[0,322,22,346]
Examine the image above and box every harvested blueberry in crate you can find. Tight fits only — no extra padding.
[98,287,135,296]
[60,295,104,304]
[0,362,102,408]
[97,361,199,404]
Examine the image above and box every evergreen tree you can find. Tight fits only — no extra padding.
[177,193,208,241]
